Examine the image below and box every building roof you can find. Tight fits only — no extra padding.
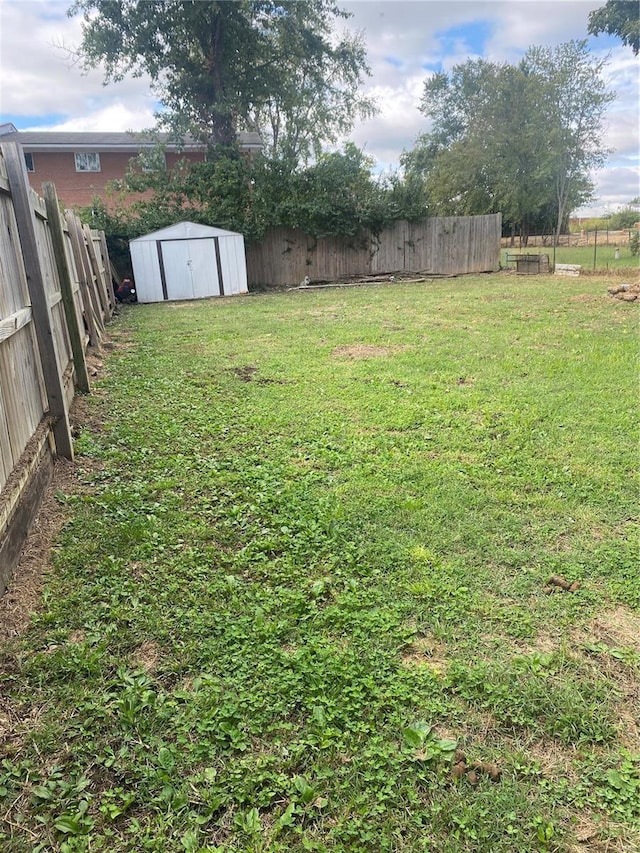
[0,129,262,152]
[130,221,243,241]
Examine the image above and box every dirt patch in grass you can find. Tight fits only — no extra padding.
[572,607,640,751]
[588,607,640,651]
[573,604,640,653]
[614,696,640,752]
[229,364,259,381]
[68,629,86,644]
[132,640,161,673]
[0,689,48,761]
[567,293,607,304]
[400,634,448,675]
[526,738,583,784]
[567,815,620,853]
[332,344,405,359]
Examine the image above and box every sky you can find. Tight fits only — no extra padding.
[0,0,638,216]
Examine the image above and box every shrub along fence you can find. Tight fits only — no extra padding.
[0,141,114,593]
[246,214,502,287]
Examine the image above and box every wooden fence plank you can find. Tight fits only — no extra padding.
[69,214,104,335]
[245,214,501,287]
[99,232,116,309]
[1,142,73,460]
[44,184,91,394]
[0,307,32,344]
[83,223,110,322]
[0,194,30,319]
[65,211,101,347]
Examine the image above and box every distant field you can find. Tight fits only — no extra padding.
[502,244,639,273]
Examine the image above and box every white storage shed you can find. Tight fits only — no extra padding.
[129,221,248,303]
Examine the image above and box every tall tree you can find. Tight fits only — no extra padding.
[522,40,614,244]
[408,41,613,242]
[407,60,553,239]
[588,0,640,54]
[242,3,376,165]
[68,0,375,160]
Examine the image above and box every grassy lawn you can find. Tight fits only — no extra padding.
[502,245,639,273]
[1,274,639,852]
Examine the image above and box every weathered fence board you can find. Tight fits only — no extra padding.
[245,214,501,286]
[3,142,74,461]
[0,141,113,594]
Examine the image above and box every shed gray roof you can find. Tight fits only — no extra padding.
[131,221,243,241]
[0,129,262,151]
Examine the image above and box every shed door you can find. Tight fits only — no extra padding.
[161,239,220,300]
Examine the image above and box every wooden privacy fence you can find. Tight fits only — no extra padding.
[245,214,502,286]
[0,141,114,593]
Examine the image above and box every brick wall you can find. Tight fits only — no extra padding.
[25,150,206,208]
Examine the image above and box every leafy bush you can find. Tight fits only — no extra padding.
[606,206,640,230]
[78,144,430,254]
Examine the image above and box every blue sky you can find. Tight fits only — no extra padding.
[0,0,637,215]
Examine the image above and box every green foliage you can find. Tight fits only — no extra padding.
[630,230,640,256]
[588,0,640,54]
[409,41,614,242]
[68,0,376,160]
[79,144,428,244]
[603,204,640,229]
[266,143,389,237]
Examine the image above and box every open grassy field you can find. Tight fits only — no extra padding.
[501,245,639,273]
[1,274,638,852]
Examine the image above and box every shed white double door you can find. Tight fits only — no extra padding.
[161,239,220,300]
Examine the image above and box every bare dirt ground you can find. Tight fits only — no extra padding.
[0,349,109,642]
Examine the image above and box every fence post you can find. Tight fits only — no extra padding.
[43,183,91,395]
[65,211,102,347]
[1,142,74,460]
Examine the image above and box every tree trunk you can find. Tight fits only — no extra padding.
[205,6,237,149]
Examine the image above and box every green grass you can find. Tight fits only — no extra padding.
[502,244,639,272]
[1,275,639,852]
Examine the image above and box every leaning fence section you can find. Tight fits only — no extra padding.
[0,141,114,593]
[245,214,502,287]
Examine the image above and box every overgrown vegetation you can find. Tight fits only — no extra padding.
[1,275,638,852]
[84,143,428,250]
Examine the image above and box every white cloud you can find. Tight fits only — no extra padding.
[25,104,158,134]
[1,0,637,214]
[575,165,640,216]
[342,1,639,213]
[0,0,155,119]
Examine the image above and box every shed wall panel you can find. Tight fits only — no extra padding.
[162,241,194,300]
[131,240,163,303]
[131,229,247,302]
[188,240,219,299]
[219,236,247,295]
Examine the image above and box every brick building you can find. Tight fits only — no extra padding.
[0,124,262,209]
